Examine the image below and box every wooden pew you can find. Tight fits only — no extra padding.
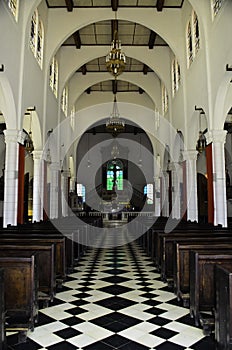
[0,252,38,342]
[189,250,232,335]
[173,242,232,306]
[0,235,66,287]
[152,225,229,268]
[0,268,6,350]
[160,233,232,284]
[0,244,55,307]
[215,265,232,350]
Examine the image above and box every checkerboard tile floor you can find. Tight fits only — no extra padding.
[7,242,216,350]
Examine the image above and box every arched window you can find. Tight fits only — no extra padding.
[53,58,58,97]
[193,11,200,54]
[172,58,181,97]
[106,159,123,191]
[49,56,59,97]
[37,20,44,68]
[8,0,19,21]
[211,0,223,18]
[30,10,38,55]
[187,21,193,67]
[162,84,168,115]
[186,11,200,68]
[77,184,86,202]
[144,184,154,204]
[61,86,68,116]
[29,9,44,69]
[70,106,75,130]
[172,59,177,96]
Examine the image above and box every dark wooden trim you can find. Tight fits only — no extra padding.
[143,64,148,75]
[17,144,25,225]
[148,31,157,49]
[111,0,118,11]
[73,31,81,49]
[139,88,144,94]
[206,143,214,224]
[157,0,165,12]
[226,64,232,71]
[81,65,87,75]
[0,65,4,72]
[112,79,117,95]
[65,0,74,12]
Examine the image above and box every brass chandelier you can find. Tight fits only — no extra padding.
[106,94,125,137]
[106,13,126,78]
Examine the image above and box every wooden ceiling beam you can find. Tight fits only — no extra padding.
[73,31,81,49]
[148,31,157,49]
[86,88,91,94]
[81,65,87,75]
[112,79,118,95]
[139,88,144,94]
[111,19,118,40]
[65,0,74,12]
[111,0,119,11]
[143,64,149,75]
[156,0,165,12]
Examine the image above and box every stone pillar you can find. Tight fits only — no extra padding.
[49,162,60,219]
[161,171,169,217]
[61,170,70,217]
[170,162,182,219]
[183,150,198,222]
[3,130,19,227]
[211,130,227,227]
[32,150,43,222]
[154,176,161,216]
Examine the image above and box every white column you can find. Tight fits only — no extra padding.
[154,176,161,216]
[70,176,76,192]
[61,170,70,217]
[161,171,169,217]
[3,130,19,227]
[183,150,198,222]
[170,162,182,219]
[32,150,43,222]
[211,130,228,227]
[49,162,60,219]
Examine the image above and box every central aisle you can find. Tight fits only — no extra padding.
[8,243,216,350]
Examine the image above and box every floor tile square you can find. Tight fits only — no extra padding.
[60,316,84,326]
[155,341,185,349]
[150,327,179,339]
[54,327,82,339]
[99,284,132,295]
[46,341,78,350]
[102,334,130,348]
[96,296,136,310]
[148,316,172,326]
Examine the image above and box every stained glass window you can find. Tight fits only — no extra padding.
[211,0,223,17]
[187,21,193,67]
[162,84,168,115]
[106,160,123,191]
[8,0,18,20]
[144,184,153,205]
[77,184,86,202]
[30,10,38,55]
[193,11,200,54]
[61,86,68,116]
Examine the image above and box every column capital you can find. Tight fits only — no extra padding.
[206,129,227,144]
[61,170,71,177]
[50,162,60,171]
[3,129,19,143]
[32,150,43,161]
[182,150,198,161]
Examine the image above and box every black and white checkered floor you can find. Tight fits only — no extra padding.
[7,242,216,350]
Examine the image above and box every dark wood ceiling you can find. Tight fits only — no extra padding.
[45,0,184,94]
